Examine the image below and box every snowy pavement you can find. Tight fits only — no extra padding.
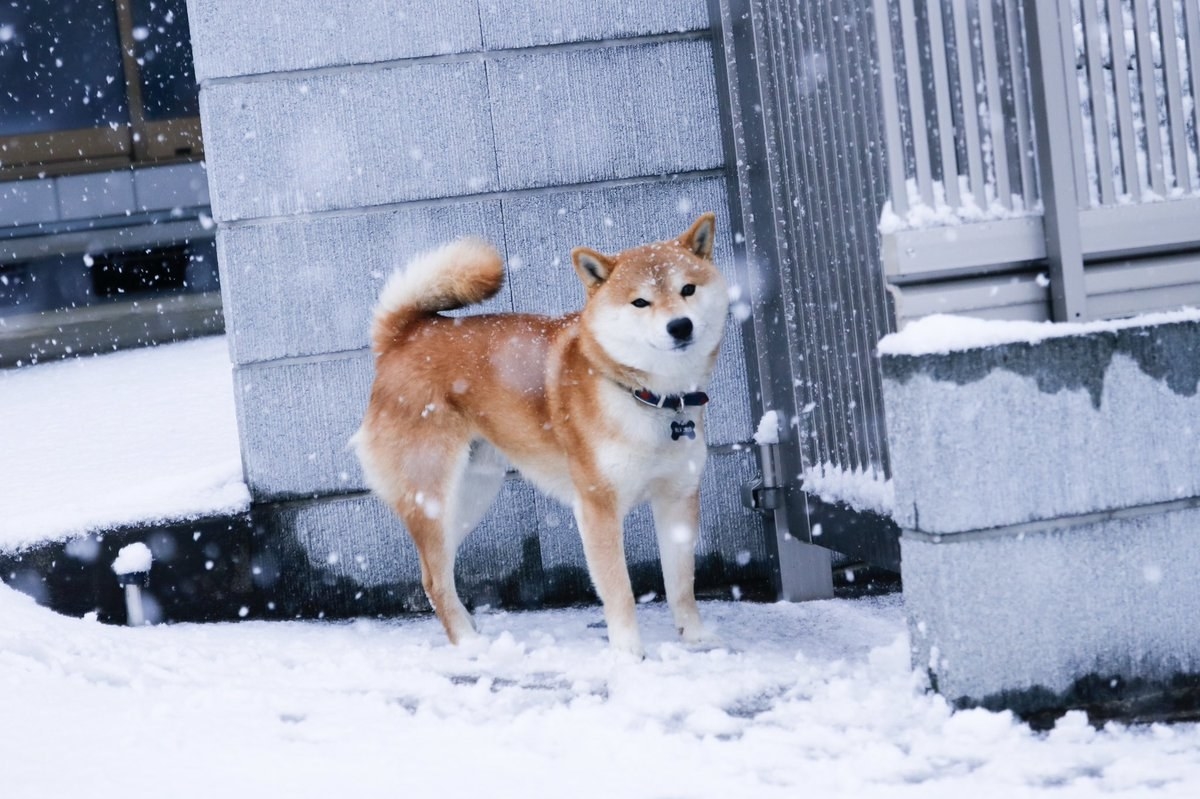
[0,336,248,550]
[3,584,1199,798]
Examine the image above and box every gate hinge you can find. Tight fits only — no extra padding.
[741,441,784,513]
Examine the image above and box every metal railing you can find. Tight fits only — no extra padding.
[876,0,1200,323]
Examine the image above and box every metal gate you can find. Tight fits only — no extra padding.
[708,0,1200,597]
[710,0,900,597]
[876,0,1200,323]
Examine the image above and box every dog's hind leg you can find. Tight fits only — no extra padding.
[376,436,471,645]
[402,438,507,645]
[651,488,712,645]
[407,512,477,645]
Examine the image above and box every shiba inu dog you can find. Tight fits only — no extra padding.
[354,214,728,657]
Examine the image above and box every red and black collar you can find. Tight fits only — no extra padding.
[630,387,710,411]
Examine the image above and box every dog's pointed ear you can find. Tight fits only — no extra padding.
[678,212,716,260]
[572,247,615,288]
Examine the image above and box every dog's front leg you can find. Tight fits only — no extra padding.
[651,489,713,645]
[574,493,642,658]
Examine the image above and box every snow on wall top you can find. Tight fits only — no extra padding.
[877,308,1200,357]
[0,337,249,550]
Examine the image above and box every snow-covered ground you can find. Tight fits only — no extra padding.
[3,584,1200,798]
[4,332,1200,798]
[0,336,248,549]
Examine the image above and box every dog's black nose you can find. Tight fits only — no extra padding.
[666,317,694,341]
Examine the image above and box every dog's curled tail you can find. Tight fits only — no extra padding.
[371,237,504,351]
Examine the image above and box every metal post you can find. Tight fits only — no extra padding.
[1022,0,1088,321]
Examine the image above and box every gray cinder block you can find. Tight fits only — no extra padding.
[186,0,482,82]
[882,319,1200,534]
[217,200,507,364]
[234,352,374,501]
[480,0,709,50]
[487,39,724,190]
[200,62,497,222]
[903,505,1200,712]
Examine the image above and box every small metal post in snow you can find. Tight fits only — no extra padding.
[112,542,153,626]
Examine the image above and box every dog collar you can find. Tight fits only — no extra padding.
[630,387,710,412]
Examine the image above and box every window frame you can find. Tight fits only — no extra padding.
[0,0,202,180]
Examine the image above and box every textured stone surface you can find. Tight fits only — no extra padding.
[235,352,374,501]
[218,200,507,364]
[480,0,709,49]
[903,506,1200,709]
[487,40,724,190]
[56,171,136,221]
[0,179,57,228]
[186,0,482,82]
[201,62,496,222]
[882,322,1200,534]
[266,479,544,612]
[503,177,751,445]
[258,450,767,611]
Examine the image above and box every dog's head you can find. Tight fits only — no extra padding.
[571,213,729,388]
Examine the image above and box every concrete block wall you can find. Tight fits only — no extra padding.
[882,318,1200,717]
[186,0,767,614]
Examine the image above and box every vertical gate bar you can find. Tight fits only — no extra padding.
[807,0,872,469]
[1133,0,1167,194]
[1106,0,1141,196]
[1082,0,1117,204]
[1005,0,1038,205]
[1023,0,1088,320]
[927,0,962,207]
[952,0,988,208]
[776,0,840,470]
[1186,0,1200,188]
[978,0,1014,208]
[1158,0,1192,192]
[898,0,934,204]
[829,0,892,473]
[1057,0,1092,204]
[873,0,910,215]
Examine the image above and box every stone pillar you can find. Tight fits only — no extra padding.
[881,315,1200,718]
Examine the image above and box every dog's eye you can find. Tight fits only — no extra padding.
[681,284,696,297]
[631,298,651,308]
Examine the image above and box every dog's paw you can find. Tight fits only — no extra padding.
[606,629,646,661]
[453,629,490,657]
[680,625,724,651]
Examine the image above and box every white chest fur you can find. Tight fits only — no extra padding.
[592,380,709,511]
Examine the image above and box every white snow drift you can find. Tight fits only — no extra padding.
[0,336,249,549]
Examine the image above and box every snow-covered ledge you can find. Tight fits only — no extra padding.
[879,309,1200,717]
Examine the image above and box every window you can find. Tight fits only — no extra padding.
[0,0,201,178]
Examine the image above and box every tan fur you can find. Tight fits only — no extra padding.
[355,213,727,656]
